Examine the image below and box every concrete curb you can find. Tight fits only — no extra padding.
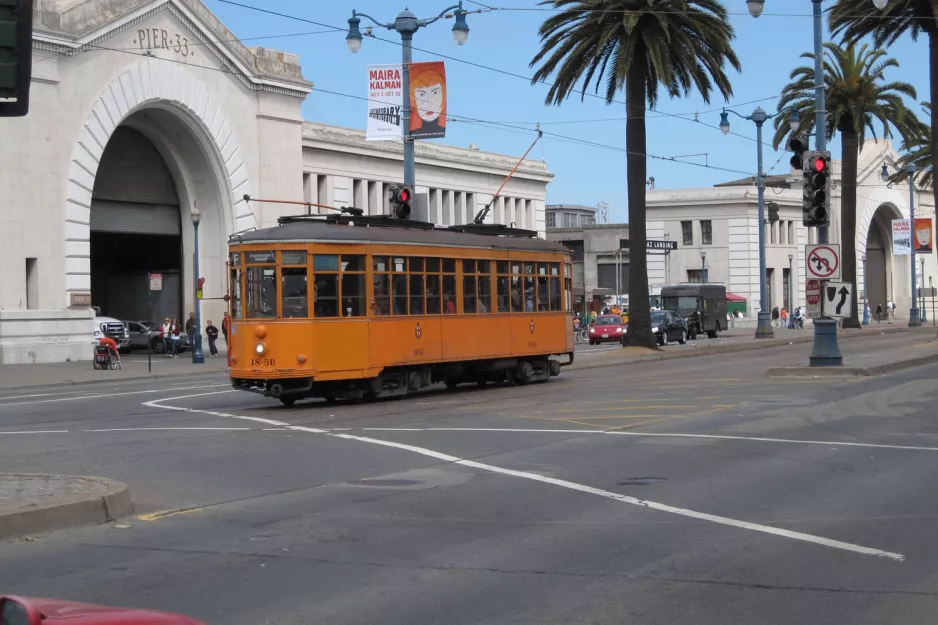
[567,325,924,372]
[767,352,938,378]
[0,474,133,541]
[0,369,229,392]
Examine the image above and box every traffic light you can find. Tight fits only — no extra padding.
[788,137,806,170]
[0,0,33,118]
[767,201,779,223]
[802,150,831,227]
[388,183,413,219]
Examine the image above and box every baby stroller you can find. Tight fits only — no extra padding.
[93,343,121,370]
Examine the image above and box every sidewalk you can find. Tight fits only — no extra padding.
[0,352,229,390]
[0,474,132,541]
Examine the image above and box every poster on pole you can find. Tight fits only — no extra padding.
[914,217,933,254]
[892,219,912,256]
[409,61,447,139]
[366,64,403,141]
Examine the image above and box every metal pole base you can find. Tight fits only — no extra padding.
[908,308,922,328]
[191,332,205,364]
[755,311,775,339]
[862,310,870,325]
[809,318,842,366]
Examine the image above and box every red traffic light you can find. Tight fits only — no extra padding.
[812,156,827,173]
[399,188,410,202]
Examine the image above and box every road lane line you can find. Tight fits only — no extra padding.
[142,392,290,427]
[0,384,232,408]
[148,392,906,561]
[86,427,252,432]
[0,430,69,434]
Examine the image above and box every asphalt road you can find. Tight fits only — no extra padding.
[2,332,938,624]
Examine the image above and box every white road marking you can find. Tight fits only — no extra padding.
[146,391,906,562]
[363,427,598,434]
[0,430,69,434]
[86,427,252,432]
[0,384,231,408]
[143,392,289,427]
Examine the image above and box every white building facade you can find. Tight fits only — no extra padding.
[646,139,935,320]
[0,0,551,364]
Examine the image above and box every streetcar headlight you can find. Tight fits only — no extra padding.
[255,342,266,356]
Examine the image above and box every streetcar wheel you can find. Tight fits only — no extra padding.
[279,397,296,407]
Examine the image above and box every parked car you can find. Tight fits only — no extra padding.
[588,314,627,345]
[93,316,129,351]
[124,321,157,352]
[651,309,688,346]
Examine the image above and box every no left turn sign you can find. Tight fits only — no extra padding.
[805,244,841,280]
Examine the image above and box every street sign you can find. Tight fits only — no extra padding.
[806,279,821,306]
[805,244,841,280]
[646,239,677,250]
[805,304,820,319]
[821,282,853,318]
[149,273,162,291]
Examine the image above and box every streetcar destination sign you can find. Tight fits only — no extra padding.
[646,240,677,250]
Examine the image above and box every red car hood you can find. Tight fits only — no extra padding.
[5,596,207,625]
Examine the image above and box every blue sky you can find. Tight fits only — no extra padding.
[205,0,929,223]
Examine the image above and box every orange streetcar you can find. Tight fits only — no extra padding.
[227,213,575,405]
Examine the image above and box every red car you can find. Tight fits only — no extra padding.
[0,596,207,625]
[587,314,626,344]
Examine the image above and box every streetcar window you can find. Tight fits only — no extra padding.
[409,257,424,272]
[281,267,308,318]
[510,276,523,312]
[392,274,408,314]
[477,260,492,275]
[426,275,441,314]
[537,275,549,311]
[463,275,477,313]
[478,275,492,313]
[409,275,425,315]
[229,268,242,319]
[523,276,536,312]
[537,263,548,276]
[426,257,441,273]
[549,277,562,311]
[496,276,509,313]
[342,255,366,272]
[463,259,475,274]
[523,262,535,275]
[511,262,521,275]
[313,275,338,318]
[393,257,406,273]
[373,274,390,316]
[314,255,338,272]
[496,260,508,275]
[565,275,573,312]
[373,256,389,273]
[442,258,456,274]
[550,263,560,276]
[246,266,277,319]
[341,274,366,317]
[443,275,457,314]
[281,250,307,266]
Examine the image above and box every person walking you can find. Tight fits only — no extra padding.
[221,312,231,350]
[169,317,181,357]
[771,306,780,328]
[205,320,219,357]
[780,307,788,328]
[185,312,196,337]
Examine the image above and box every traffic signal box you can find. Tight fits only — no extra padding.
[388,183,413,219]
[802,150,831,228]
[0,0,32,117]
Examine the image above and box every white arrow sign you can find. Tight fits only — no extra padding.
[821,282,853,318]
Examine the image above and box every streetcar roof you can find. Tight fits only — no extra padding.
[234,220,571,254]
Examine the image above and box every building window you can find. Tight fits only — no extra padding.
[681,221,693,246]
[25,258,38,309]
[584,214,595,226]
[563,212,577,228]
[546,212,556,228]
[701,220,712,245]
[687,269,703,283]
[560,240,584,261]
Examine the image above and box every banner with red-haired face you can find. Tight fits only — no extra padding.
[409,61,446,139]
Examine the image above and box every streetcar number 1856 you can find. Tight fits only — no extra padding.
[251,358,276,367]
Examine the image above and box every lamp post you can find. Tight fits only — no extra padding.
[904,164,921,326]
[190,205,204,364]
[347,3,470,189]
[701,250,707,283]
[921,256,927,322]
[862,253,870,325]
[788,253,795,328]
[720,105,799,339]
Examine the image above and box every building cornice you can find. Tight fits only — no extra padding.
[302,122,554,182]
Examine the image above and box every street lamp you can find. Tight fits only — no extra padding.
[746,0,765,17]
[190,204,204,364]
[719,105,799,339]
[872,0,888,9]
[862,253,870,325]
[881,162,890,182]
[701,250,707,283]
[347,3,471,189]
[788,253,795,328]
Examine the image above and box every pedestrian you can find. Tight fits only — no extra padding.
[780,307,788,328]
[888,300,896,322]
[185,312,196,336]
[771,306,780,328]
[876,304,883,323]
[205,320,219,357]
[169,317,181,357]
[222,311,231,348]
[160,317,172,357]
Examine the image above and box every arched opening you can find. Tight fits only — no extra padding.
[865,204,900,315]
[90,125,182,322]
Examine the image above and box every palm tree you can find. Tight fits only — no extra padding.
[829,0,938,215]
[528,0,740,347]
[891,102,933,188]
[770,43,921,329]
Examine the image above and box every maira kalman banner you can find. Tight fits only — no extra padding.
[366,64,403,141]
[409,61,447,139]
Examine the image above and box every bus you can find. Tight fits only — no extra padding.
[660,283,727,339]
[227,214,574,405]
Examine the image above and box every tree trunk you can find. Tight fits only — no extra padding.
[623,51,655,348]
[840,128,861,328]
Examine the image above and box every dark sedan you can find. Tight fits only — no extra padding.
[588,314,627,344]
[651,309,687,346]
